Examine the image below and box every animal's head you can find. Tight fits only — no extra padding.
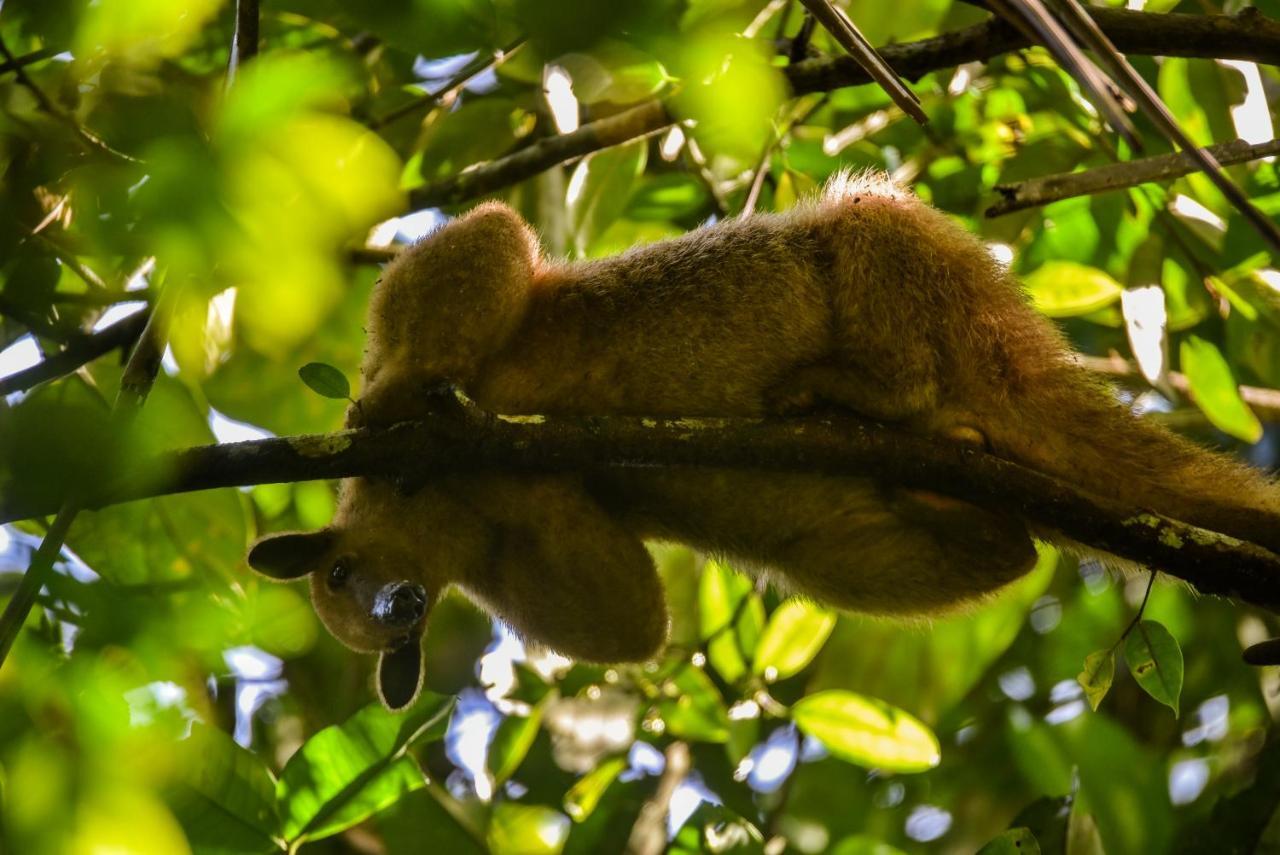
[246,525,439,710]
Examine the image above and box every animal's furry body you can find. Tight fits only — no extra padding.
[249,172,1280,707]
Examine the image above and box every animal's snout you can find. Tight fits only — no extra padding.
[374,582,428,627]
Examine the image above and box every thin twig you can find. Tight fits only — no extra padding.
[0,47,58,77]
[1078,353,1280,424]
[988,137,1280,216]
[227,0,260,86]
[627,741,691,855]
[3,401,1280,611]
[0,307,152,396]
[371,37,527,130]
[741,93,829,216]
[410,7,1280,208]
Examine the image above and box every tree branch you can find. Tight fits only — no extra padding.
[1079,353,1280,424]
[4,401,1279,612]
[408,7,1280,208]
[0,307,151,396]
[987,138,1280,216]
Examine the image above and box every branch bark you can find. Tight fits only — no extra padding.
[4,401,1279,612]
[988,138,1280,216]
[0,307,151,396]
[408,7,1280,208]
[1079,353,1280,424]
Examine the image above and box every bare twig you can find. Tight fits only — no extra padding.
[0,307,152,396]
[409,7,1280,208]
[627,742,691,855]
[3,400,1280,611]
[1079,352,1280,424]
[987,138,1280,216]
[371,37,527,130]
[741,93,829,216]
[0,47,58,77]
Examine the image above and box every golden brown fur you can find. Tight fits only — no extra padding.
[250,171,1280,708]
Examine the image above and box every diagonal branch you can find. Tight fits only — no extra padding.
[409,7,1280,208]
[0,307,151,396]
[987,138,1280,216]
[3,401,1279,612]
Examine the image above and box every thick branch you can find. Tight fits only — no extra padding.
[987,138,1280,216]
[408,7,1280,208]
[5,404,1279,612]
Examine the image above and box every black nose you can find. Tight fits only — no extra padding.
[374,582,427,627]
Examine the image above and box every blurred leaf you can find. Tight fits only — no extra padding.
[277,694,453,845]
[297,362,351,401]
[243,584,319,659]
[978,827,1041,855]
[791,690,940,773]
[626,174,710,222]
[1123,620,1183,716]
[488,802,571,855]
[489,693,553,785]
[659,663,730,743]
[1180,336,1263,443]
[1024,262,1123,318]
[567,139,648,256]
[1076,649,1115,712]
[165,724,281,855]
[378,785,487,854]
[409,97,531,186]
[564,756,627,823]
[752,599,835,682]
[672,29,786,160]
[668,802,764,853]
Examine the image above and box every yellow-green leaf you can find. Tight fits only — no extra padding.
[978,827,1041,855]
[1123,620,1183,716]
[1077,649,1115,712]
[1024,261,1123,318]
[791,690,940,773]
[563,756,627,822]
[1180,335,1262,443]
[753,600,836,682]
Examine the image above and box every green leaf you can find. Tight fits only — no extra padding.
[753,599,836,682]
[1077,648,1116,712]
[277,694,454,845]
[699,560,749,684]
[977,828,1041,855]
[1123,620,1184,716]
[1180,336,1263,443]
[488,803,571,855]
[792,690,940,773]
[567,139,647,256]
[564,756,628,823]
[297,361,351,401]
[165,724,282,855]
[489,693,553,785]
[659,663,731,743]
[1024,261,1123,318]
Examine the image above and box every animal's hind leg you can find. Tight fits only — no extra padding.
[767,484,1038,615]
[765,359,938,423]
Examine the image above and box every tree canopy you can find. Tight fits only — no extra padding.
[3,1,1280,853]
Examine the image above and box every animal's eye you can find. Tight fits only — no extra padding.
[328,558,351,589]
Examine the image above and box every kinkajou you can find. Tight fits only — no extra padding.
[248,172,1280,708]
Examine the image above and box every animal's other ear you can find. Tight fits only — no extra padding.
[246,530,336,580]
[377,640,424,711]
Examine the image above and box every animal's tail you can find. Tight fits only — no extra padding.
[982,355,1280,555]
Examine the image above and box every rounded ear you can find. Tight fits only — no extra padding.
[377,640,424,711]
[246,530,335,580]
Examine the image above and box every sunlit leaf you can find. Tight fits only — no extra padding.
[488,803,571,855]
[298,362,351,401]
[1024,262,1123,317]
[659,663,730,743]
[277,695,453,845]
[1077,649,1115,712]
[792,690,940,773]
[564,756,627,822]
[699,560,751,684]
[672,30,786,160]
[489,694,553,785]
[1123,620,1183,716]
[1180,336,1263,443]
[165,724,282,855]
[753,600,836,682]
